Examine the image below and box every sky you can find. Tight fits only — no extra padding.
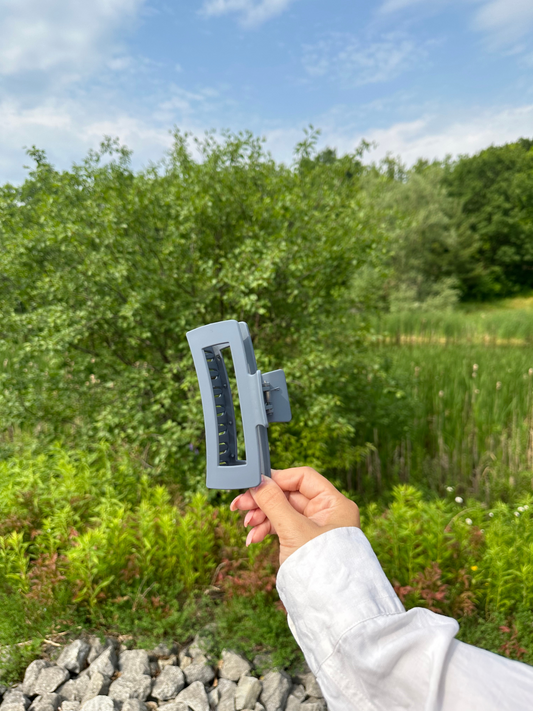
[1,0,533,182]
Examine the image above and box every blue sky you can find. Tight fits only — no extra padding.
[1,0,533,182]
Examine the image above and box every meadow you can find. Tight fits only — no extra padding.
[1,135,533,680]
[367,302,533,503]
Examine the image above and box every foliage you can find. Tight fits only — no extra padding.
[359,139,533,307]
[445,139,533,298]
[360,328,533,498]
[0,443,532,673]
[0,132,385,488]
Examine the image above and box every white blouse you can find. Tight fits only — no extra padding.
[276,527,533,711]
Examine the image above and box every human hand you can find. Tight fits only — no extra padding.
[230,466,360,565]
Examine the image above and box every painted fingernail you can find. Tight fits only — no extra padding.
[246,529,254,547]
[230,495,241,511]
[251,475,267,492]
[244,510,253,527]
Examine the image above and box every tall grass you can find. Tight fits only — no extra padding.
[371,303,533,498]
[374,303,533,345]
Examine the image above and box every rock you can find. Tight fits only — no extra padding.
[34,668,70,696]
[157,704,189,711]
[285,698,301,711]
[176,682,209,711]
[301,702,326,711]
[121,701,148,711]
[61,702,80,711]
[87,638,116,667]
[157,656,177,672]
[29,694,60,711]
[150,644,174,659]
[1,690,31,711]
[151,666,185,701]
[301,672,323,699]
[89,649,117,679]
[219,652,251,683]
[22,661,52,697]
[252,655,273,675]
[188,628,215,660]
[216,679,236,711]
[253,704,265,711]
[289,686,305,702]
[183,657,214,686]
[57,676,90,703]
[259,671,292,711]
[118,652,150,678]
[108,676,151,704]
[79,697,115,711]
[178,656,192,671]
[207,687,218,710]
[300,676,321,700]
[235,677,261,711]
[57,642,91,675]
[61,703,81,711]
[81,674,111,705]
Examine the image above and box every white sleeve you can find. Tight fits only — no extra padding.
[276,527,533,711]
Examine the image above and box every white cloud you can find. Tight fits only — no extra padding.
[0,0,145,76]
[303,34,427,86]
[201,0,296,27]
[379,0,428,13]
[318,104,533,166]
[474,0,533,45]
[379,0,533,48]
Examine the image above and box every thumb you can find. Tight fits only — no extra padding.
[249,475,305,537]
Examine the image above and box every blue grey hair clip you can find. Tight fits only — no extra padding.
[186,320,291,490]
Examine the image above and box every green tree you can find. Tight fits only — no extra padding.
[0,131,386,487]
[445,139,533,298]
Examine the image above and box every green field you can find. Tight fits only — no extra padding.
[368,301,533,502]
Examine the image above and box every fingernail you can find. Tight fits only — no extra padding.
[230,495,241,511]
[244,510,253,527]
[246,530,254,547]
[251,474,267,492]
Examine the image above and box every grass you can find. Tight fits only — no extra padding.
[0,440,532,680]
[365,297,533,499]
[373,297,533,345]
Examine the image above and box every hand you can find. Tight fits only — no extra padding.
[230,466,360,565]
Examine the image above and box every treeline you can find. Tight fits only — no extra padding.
[0,130,531,494]
[357,137,533,309]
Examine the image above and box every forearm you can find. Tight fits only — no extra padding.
[276,527,533,711]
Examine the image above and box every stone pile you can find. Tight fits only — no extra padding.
[0,637,327,711]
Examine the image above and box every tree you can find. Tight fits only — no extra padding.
[445,139,533,298]
[0,131,387,488]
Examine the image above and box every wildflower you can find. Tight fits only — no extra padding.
[473,364,479,371]
[518,506,524,512]
[496,381,502,390]
[455,496,463,504]
[465,518,472,525]
[2,359,7,367]
[439,390,444,397]
[471,565,478,571]
[529,368,533,376]
[515,511,520,517]
[525,505,529,510]
[472,372,477,378]
[446,486,454,492]
[489,512,494,518]
[474,389,480,395]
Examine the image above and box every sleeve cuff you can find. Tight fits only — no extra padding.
[276,527,405,674]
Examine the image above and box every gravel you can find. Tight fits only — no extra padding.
[7,635,328,711]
